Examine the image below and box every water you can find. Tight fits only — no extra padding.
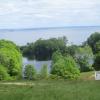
[0,26,100,46]
[23,57,52,72]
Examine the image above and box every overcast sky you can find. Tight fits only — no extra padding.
[0,0,100,29]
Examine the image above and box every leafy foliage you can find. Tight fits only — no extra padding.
[51,51,80,79]
[87,32,100,54]
[39,64,48,79]
[24,64,36,80]
[0,65,10,80]
[93,52,100,71]
[20,36,67,60]
[75,45,94,72]
[67,45,78,57]
[66,45,94,72]
[95,40,100,53]
[0,40,22,80]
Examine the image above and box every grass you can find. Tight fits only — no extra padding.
[0,71,100,100]
[79,71,95,80]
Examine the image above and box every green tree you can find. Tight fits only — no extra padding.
[93,52,100,71]
[87,32,100,54]
[67,45,78,57]
[51,52,80,79]
[24,64,36,80]
[20,43,35,60]
[20,36,67,60]
[0,40,22,80]
[75,45,94,72]
[95,40,100,53]
[51,51,63,64]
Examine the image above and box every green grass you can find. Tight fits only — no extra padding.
[0,71,99,100]
[0,80,100,100]
[79,71,95,80]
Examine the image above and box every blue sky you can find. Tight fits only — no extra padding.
[0,0,100,29]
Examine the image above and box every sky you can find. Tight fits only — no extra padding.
[0,0,100,29]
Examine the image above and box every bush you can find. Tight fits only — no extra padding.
[49,74,62,80]
[0,65,10,80]
[93,52,100,71]
[0,40,22,80]
[24,64,36,80]
[51,51,80,79]
[40,64,48,79]
[75,45,94,72]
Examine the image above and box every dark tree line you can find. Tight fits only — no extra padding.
[20,36,68,60]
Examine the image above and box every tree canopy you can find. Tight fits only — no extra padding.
[24,64,36,80]
[87,32,100,54]
[20,36,67,60]
[0,40,22,80]
[93,52,100,71]
[74,45,94,72]
[51,51,80,79]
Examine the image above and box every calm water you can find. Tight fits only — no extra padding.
[23,57,52,73]
[0,26,100,46]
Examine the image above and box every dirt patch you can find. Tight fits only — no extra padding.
[0,82,35,86]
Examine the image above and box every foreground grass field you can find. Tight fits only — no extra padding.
[0,72,100,100]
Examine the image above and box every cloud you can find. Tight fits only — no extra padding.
[0,0,100,28]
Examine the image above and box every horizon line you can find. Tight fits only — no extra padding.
[0,25,100,31]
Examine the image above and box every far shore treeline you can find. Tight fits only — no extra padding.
[0,32,100,80]
[20,36,67,60]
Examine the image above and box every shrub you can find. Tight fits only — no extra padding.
[40,64,48,79]
[49,74,62,80]
[75,45,94,72]
[24,64,36,80]
[51,51,80,79]
[93,52,100,71]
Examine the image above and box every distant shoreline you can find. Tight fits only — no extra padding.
[0,26,100,32]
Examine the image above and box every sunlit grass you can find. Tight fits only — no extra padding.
[0,79,100,100]
[79,71,95,80]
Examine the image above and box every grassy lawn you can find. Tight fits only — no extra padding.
[79,71,95,80]
[0,71,100,100]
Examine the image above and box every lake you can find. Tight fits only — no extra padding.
[0,26,100,46]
